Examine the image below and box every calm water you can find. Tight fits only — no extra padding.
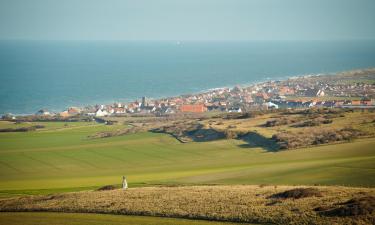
[1,40,375,115]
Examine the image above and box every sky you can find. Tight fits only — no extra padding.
[0,0,375,41]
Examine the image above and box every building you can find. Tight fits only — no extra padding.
[305,88,325,97]
[266,102,279,109]
[68,107,81,115]
[95,109,109,117]
[141,96,148,108]
[180,104,207,113]
[278,87,295,95]
[351,100,361,105]
[59,111,70,117]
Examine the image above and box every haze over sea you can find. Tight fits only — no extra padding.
[1,40,375,115]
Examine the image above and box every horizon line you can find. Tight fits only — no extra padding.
[1,38,375,42]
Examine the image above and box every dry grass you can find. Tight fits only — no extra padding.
[0,185,374,225]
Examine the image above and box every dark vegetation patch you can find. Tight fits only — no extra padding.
[290,118,333,128]
[94,117,118,125]
[39,194,65,201]
[282,108,347,116]
[262,117,298,127]
[240,132,280,151]
[262,111,337,128]
[152,122,228,143]
[0,125,45,132]
[315,196,375,217]
[221,111,265,120]
[97,185,117,191]
[269,188,322,199]
[152,120,252,143]
[187,128,226,142]
[151,121,203,142]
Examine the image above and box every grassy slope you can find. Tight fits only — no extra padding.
[0,212,245,225]
[0,121,374,196]
[1,185,374,225]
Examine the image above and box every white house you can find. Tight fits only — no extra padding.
[95,109,109,117]
[266,102,279,109]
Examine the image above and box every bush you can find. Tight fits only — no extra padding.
[97,185,117,191]
[269,188,322,199]
[0,125,45,132]
[316,196,375,217]
[224,130,238,139]
[263,117,297,127]
[292,119,333,128]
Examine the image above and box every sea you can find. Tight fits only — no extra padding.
[1,40,375,115]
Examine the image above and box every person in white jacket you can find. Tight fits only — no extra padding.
[122,176,128,190]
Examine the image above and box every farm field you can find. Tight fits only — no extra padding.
[0,212,247,225]
[0,119,375,197]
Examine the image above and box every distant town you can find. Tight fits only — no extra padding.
[2,68,375,120]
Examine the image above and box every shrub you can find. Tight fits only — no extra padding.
[97,185,117,191]
[224,129,238,139]
[0,125,45,132]
[263,117,297,127]
[291,118,332,128]
[316,196,375,217]
[269,188,322,199]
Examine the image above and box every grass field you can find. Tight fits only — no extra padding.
[0,212,247,225]
[0,120,375,197]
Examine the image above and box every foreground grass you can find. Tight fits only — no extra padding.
[0,120,375,196]
[0,185,374,225]
[0,212,247,225]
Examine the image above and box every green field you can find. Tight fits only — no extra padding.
[0,121,375,196]
[0,212,247,225]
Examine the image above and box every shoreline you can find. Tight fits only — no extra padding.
[1,67,374,116]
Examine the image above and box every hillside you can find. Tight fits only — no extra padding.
[0,118,375,197]
[1,110,374,224]
[1,185,374,225]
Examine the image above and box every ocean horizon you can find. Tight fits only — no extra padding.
[1,40,375,115]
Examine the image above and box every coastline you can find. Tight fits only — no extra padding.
[1,67,374,116]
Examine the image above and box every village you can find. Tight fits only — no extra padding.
[27,70,375,119]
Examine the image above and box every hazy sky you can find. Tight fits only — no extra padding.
[0,0,374,41]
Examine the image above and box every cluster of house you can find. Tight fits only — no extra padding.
[32,76,375,117]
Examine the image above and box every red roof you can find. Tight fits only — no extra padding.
[180,104,207,113]
[351,100,361,105]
